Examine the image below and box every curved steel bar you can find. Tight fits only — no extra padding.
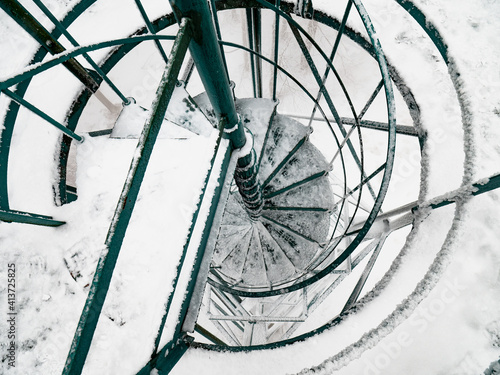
[56,12,177,204]
[203,41,351,294]
[0,0,394,299]
[254,0,394,242]
[284,10,373,206]
[0,0,98,209]
[206,0,396,297]
[0,34,177,90]
[218,41,347,196]
[254,0,394,202]
[192,0,458,353]
[255,0,370,206]
[284,19,365,244]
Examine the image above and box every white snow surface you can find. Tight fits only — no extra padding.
[0,0,499,374]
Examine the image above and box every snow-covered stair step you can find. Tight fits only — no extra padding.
[209,98,334,290]
[262,220,319,270]
[218,228,253,281]
[192,92,278,154]
[262,141,331,198]
[258,114,312,185]
[215,220,299,287]
[213,224,253,268]
[262,209,330,244]
[111,85,214,139]
[192,91,217,125]
[257,221,297,282]
[235,98,278,157]
[166,85,215,135]
[240,227,269,286]
[263,175,335,212]
[212,194,327,287]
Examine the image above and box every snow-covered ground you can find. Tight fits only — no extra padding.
[0,0,499,374]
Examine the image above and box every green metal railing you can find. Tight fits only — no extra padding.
[0,0,401,312]
[0,0,417,307]
[0,2,404,250]
[0,0,497,374]
[32,0,130,104]
[0,0,100,93]
[191,0,492,354]
[202,0,397,297]
[62,18,194,375]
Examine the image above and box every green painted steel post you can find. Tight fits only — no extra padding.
[209,0,230,81]
[246,8,258,98]
[62,19,193,375]
[168,0,244,148]
[0,0,100,93]
[272,0,281,101]
[169,0,263,216]
[252,8,263,98]
[138,335,194,375]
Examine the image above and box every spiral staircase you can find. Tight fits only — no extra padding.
[0,0,499,374]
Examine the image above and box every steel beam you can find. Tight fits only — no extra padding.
[32,0,129,104]
[169,0,243,146]
[169,0,263,217]
[0,209,65,226]
[0,0,100,92]
[62,19,193,375]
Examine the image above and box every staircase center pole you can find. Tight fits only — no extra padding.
[169,0,263,217]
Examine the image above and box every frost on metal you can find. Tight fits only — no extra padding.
[111,85,215,139]
[210,98,334,288]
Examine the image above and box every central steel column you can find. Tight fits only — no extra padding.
[169,0,263,217]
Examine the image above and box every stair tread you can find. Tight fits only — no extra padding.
[235,98,277,160]
[257,221,296,283]
[262,210,330,244]
[192,91,217,125]
[221,195,252,226]
[212,224,252,265]
[111,86,214,139]
[264,175,335,211]
[165,86,215,136]
[262,221,318,270]
[258,114,310,184]
[240,227,268,286]
[219,228,254,281]
[263,141,329,195]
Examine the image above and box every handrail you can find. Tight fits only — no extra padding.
[0,35,177,90]
[200,0,397,297]
[62,19,193,375]
[0,0,449,364]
